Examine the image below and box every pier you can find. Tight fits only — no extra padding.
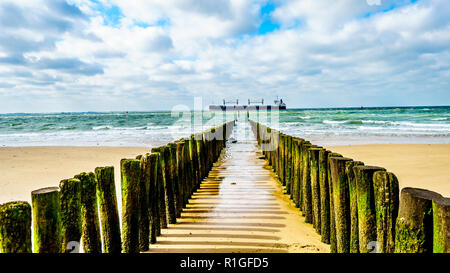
[146,120,328,253]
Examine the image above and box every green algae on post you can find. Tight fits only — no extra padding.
[373,171,399,253]
[95,166,122,253]
[301,144,313,222]
[138,154,151,251]
[31,187,62,253]
[329,157,353,253]
[151,148,167,230]
[309,148,322,233]
[75,172,102,253]
[395,187,442,253]
[59,178,82,253]
[354,165,385,253]
[345,160,364,253]
[432,196,450,253]
[0,201,32,253]
[149,153,160,243]
[318,149,330,244]
[121,158,141,253]
[327,152,342,253]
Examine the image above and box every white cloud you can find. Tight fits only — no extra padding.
[0,0,449,113]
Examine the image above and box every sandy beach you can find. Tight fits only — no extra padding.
[0,143,448,253]
[0,146,150,204]
[1,144,448,205]
[327,144,450,197]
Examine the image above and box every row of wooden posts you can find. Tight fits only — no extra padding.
[249,120,449,253]
[0,121,235,253]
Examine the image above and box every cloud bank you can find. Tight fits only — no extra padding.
[0,0,449,112]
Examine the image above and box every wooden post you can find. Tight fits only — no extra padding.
[0,201,32,253]
[75,172,102,253]
[279,134,285,184]
[163,145,177,224]
[120,159,141,253]
[302,144,313,222]
[309,148,322,233]
[433,197,450,253]
[292,139,302,208]
[148,153,159,243]
[395,187,441,253]
[329,157,353,253]
[138,154,150,251]
[151,148,167,230]
[373,171,399,253]
[345,160,364,253]
[286,136,293,194]
[318,149,330,244]
[95,166,122,253]
[169,143,181,218]
[176,141,185,215]
[354,165,386,253]
[183,139,193,205]
[327,152,342,253]
[59,178,82,253]
[31,187,62,253]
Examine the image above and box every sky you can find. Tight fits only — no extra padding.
[0,0,449,113]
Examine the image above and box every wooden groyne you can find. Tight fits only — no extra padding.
[0,121,234,253]
[249,119,449,253]
[145,121,328,253]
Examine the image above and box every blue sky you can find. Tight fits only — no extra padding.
[0,0,449,113]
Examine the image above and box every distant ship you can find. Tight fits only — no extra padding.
[209,97,287,111]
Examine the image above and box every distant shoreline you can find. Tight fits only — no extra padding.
[1,105,449,115]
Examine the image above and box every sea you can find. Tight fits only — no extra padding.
[0,106,449,147]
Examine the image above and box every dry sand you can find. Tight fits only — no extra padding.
[0,144,448,253]
[0,146,150,204]
[327,144,450,197]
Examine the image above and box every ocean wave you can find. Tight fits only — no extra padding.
[431,117,447,121]
[92,125,113,130]
[323,120,347,124]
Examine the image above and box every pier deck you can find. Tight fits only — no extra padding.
[147,121,329,253]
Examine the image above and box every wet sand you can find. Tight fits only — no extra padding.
[327,144,450,197]
[146,142,329,253]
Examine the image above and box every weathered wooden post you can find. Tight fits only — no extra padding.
[292,139,301,207]
[59,178,82,253]
[327,152,342,253]
[149,153,159,243]
[176,141,185,215]
[309,148,322,233]
[0,201,32,253]
[121,159,141,253]
[395,187,441,253]
[164,145,177,224]
[318,149,330,244]
[353,165,386,253]
[169,143,181,218]
[301,144,314,222]
[373,171,399,253]
[329,157,353,253]
[183,139,193,205]
[151,148,167,230]
[286,136,293,193]
[345,160,364,253]
[95,166,121,253]
[278,134,285,184]
[75,172,102,253]
[433,197,450,253]
[31,187,62,253]
[138,154,150,251]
